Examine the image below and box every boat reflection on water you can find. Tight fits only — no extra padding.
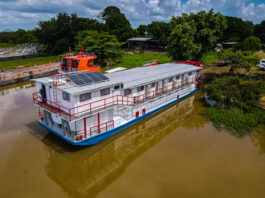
[44,95,196,198]
[0,80,35,96]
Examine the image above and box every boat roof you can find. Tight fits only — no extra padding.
[63,54,97,60]
[35,63,200,95]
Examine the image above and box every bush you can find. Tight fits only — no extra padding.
[242,36,262,51]
[206,107,265,135]
[206,76,265,110]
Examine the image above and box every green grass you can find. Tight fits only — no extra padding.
[201,52,220,64]
[0,43,15,49]
[113,52,171,69]
[0,56,61,71]
[206,107,265,136]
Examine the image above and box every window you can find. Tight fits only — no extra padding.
[63,92,70,101]
[124,89,132,96]
[151,83,156,88]
[176,76,180,80]
[80,93,91,102]
[114,85,120,90]
[100,88,110,96]
[169,77,173,82]
[137,86,144,92]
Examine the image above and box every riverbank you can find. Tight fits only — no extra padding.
[0,55,61,71]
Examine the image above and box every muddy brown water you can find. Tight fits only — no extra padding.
[0,81,265,198]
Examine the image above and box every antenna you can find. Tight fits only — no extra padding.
[80,44,83,55]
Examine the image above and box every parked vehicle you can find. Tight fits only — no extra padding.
[260,59,265,70]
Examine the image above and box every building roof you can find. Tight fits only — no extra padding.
[56,63,200,95]
[222,42,238,45]
[105,67,127,73]
[127,37,151,42]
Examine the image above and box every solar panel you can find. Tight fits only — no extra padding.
[71,78,85,85]
[68,75,79,80]
[68,72,109,86]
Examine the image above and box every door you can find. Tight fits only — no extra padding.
[145,85,151,98]
[40,84,47,103]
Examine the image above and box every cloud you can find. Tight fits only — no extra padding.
[0,0,264,31]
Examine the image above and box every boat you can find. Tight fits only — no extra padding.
[142,60,158,67]
[32,61,202,146]
[60,49,101,73]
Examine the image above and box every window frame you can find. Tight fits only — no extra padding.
[137,86,144,92]
[114,85,120,90]
[124,89,132,96]
[62,91,70,101]
[100,88,110,96]
[80,92,91,102]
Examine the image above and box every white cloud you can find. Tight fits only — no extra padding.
[0,0,264,30]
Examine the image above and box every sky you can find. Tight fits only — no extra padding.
[0,0,265,31]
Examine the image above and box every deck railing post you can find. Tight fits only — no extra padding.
[84,117,87,139]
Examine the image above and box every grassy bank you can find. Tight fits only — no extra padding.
[112,52,171,69]
[0,56,61,71]
[0,43,15,49]
[206,107,265,136]
[201,52,220,64]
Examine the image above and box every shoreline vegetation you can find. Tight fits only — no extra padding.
[204,76,265,136]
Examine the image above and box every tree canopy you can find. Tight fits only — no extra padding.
[222,16,254,42]
[254,20,265,44]
[241,36,262,52]
[105,12,134,42]
[98,6,121,21]
[168,9,227,60]
[76,30,123,65]
[147,21,170,46]
[35,13,104,54]
[219,50,259,73]
[136,25,147,37]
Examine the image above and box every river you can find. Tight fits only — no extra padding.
[0,81,265,198]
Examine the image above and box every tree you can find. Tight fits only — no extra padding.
[222,16,254,42]
[168,21,201,60]
[105,13,134,42]
[219,50,259,73]
[241,36,262,51]
[0,29,38,44]
[168,9,227,60]
[136,25,147,37]
[36,13,103,54]
[98,6,121,21]
[254,20,265,44]
[76,30,123,65]
[147,21,170,46]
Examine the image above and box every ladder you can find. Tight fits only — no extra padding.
[52,73,58,104]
